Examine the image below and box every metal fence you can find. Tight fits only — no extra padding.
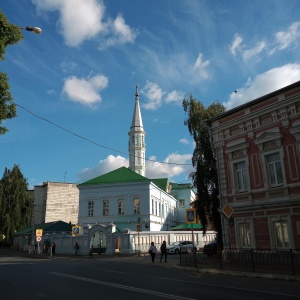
[180,248,300,276]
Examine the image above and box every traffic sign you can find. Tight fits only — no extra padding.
[186,208,196,224]
[36,229,43,237]
[36,236,42,242]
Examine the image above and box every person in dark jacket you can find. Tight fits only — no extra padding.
[160,241,167,263]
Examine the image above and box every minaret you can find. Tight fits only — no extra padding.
[128,85,146,176]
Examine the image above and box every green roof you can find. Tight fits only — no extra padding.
[170,182,193,190]
[15,221,72,236]
[79,166,162,187]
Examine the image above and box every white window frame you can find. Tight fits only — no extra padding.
[265,152,283,186]
[179,199,185,207]
[235,218,255,249]
[103,199,109,216]
[269,216,292,249]
[133,198,140,215]
[118,198,124,215]
[234,161,249,192]
[87,199,94,217]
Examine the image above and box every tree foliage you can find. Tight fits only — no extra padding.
[183,94,226,246]
[0,10,23,135]
[0,165,32,245]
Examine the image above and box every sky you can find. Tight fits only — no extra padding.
[1,0,300,189]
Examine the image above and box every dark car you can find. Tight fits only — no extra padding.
[203,240,218,256]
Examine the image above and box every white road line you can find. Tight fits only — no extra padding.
[51,272,196,300]
[96,268,300,298]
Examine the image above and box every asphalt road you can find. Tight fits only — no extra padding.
[1,255,300,300]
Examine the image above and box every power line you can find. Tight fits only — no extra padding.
[15,103,193,166]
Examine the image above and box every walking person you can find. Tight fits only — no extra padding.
[51,242,56,256]
[160,241,167,263]
[148,242,158,263]
[74,242,79,256]
[89,245,94,259]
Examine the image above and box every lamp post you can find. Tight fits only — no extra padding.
[20,26,42,34]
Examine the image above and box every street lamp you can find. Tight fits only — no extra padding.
[20,26,42,34]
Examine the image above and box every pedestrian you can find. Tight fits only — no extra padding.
[89,245,94,259]
[74,242,79,256]
[51,242,56,256]
[148,242,158,263]
[160,241,167,263]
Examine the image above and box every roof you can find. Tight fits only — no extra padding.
[15,220,72,236]
[170,183,193,190]
[208,80,300,123]
[79,166,159,186]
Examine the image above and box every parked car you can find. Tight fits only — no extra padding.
[203,240,218,256]
[166,241,198,255]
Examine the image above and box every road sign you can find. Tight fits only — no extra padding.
[222,203,233,219]
[186,208,196,224]
[136,224,142,232]
[36,236,42,242]
[36,229,43,237]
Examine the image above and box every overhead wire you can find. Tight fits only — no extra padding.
[15,103,193,166]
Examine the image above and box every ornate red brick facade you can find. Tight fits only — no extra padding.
[209,81,300,249]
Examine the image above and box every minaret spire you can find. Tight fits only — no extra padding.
[128,85,146,176]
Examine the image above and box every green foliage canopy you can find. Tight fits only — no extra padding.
[0,165,32,244]
[0,10,23,135]
[183,94,226,245]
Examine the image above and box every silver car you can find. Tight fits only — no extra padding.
[166,240,198,255]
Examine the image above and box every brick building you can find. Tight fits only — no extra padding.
[209,81,300,249]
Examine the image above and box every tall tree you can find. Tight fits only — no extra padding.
[0,10,23,135]
[0,165,32,245]
[183,94,226,247]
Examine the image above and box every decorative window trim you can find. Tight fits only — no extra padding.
[235,218,255,249]
[230,158,250,194]
[268,215,293,249]
[260,150,285,188]
[254,128,282,152]
[225,138,249,159]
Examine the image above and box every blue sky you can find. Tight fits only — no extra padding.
[1,0,300,189]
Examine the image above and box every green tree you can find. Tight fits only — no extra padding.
[0,165,32,245]
[0,10,23,135]
[183,94,226,247]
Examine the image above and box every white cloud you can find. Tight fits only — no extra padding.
[229,33,266,61]
[275,22,300,50]
[99,14,138,49]
[33,0,105,47]
[33,0,137,48]
[63,74,108,106]
[224,63,300,109]
[230,33,243,55]
[78,155,128,183]
[242,41,266,61]
[179,138,189,144]
[77,153,193,183]
[193,53,210,79]
[141,81,165,110]
[165,90,185,105]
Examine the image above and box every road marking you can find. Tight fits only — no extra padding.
[96,268,300,298]
[51,272,196,300]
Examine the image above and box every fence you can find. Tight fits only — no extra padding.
[180,248,300,276]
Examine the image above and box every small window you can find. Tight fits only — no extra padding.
[103,199,109,216]
[134,198,140,214]
[118,199,124,215]
[266,153,283,185]
[274,221,289,248]
[179,199,185,207]
[239,224,252,247]
[88,201,94,217]
[235,161,248,191]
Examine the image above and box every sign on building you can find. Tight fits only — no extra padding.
[186,208,196,224]
[72,225,82,236]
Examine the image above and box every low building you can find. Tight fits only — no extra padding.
[209,81,300,249]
